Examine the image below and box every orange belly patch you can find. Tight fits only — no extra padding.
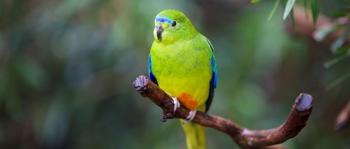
[178,92,198,110]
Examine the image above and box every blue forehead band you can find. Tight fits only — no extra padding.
[155,17,174,24]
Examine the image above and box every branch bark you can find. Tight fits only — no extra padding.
[133,75,313,149]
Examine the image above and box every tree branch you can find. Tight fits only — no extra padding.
[133,75,313,149]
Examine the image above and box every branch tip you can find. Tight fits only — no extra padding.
[296,93,313,112]
[133,75,148,92]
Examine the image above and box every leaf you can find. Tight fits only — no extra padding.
[331,38,346,53]
[326,72,350,90]
[303,0,309,18]
[335,46,350,55]
[303,0,307,8]
[283,0,296,20]
[290,8,296,31]
[324,55,347,69]
[331,28,350,53]
[311,0,319,23]
[251,0,261,4]
[324,48,350,68]
[313,25,336,42]
[268,0,281,21]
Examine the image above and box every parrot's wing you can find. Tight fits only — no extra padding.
[148,54,158,85]
[205,39,218,112]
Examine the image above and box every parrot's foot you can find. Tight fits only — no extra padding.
[172,96,180,114]
[161,96,180,122]
[186,110,197,121]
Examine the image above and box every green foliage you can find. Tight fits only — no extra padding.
[269,0,349,86]
[311,0,319,23]
[283,0,296,20]
[331,28,350,53]
[268,0,281,21]
[324,48,350,68]
[272,0,320,23]
[313,22,350,89]
[251,0,261,4]
[314,21,350,71]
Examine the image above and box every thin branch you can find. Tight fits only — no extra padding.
[133,75,313,149]
[335,100,350,130]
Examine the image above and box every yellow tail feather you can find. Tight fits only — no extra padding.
[180,120,206,149]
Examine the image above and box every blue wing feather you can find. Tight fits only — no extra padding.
[208,39,218,88]
[211,55,218,88]
[205,39,217,112]
[148,55,158,85]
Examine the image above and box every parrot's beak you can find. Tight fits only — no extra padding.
[156,25,163,41]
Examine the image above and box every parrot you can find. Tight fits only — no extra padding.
[148,9,218,149]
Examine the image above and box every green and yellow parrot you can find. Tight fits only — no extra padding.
[148,9,218,149]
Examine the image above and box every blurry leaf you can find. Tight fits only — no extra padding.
[331,38,346,53]
[40,100,70,146]
[283,0,296,20]
[303,0,308,18]
[268,0,281,21]
[335,46,350,55]
[331,28,350,53]
[5,94,21,119]
[0,71,5,97]
[251,0,261,4]
[313,25,336,42]
[14,59,46,90]
[326,72,350,90]
[290,8,296,31]
[324,49,350,68]
[311,0,319,23]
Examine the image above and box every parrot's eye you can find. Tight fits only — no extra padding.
[171,21,177,27]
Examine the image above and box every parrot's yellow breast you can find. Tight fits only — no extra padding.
[150,34,212,110]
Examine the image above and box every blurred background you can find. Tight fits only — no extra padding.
[0,0,349,149]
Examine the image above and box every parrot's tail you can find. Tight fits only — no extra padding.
[180,120,206,149]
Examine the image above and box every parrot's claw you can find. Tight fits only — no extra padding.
[171,96,180,114]
[160,96,180,122]
[186,110,197,121]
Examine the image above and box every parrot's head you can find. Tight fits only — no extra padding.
[153,9,197,44]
